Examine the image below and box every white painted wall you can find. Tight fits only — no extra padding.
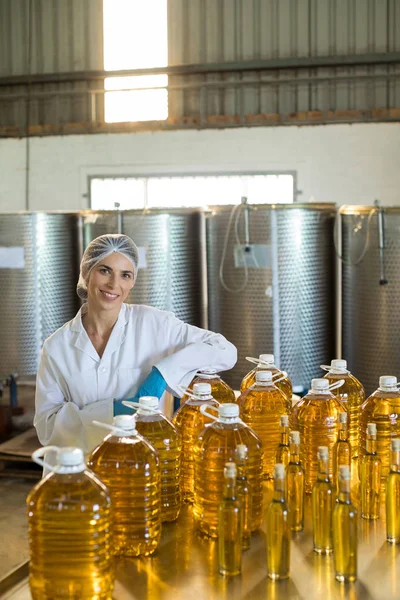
[0,123,399,212]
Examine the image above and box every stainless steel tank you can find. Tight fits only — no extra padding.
[80,209,206,326]
[206,203,336,391]
[340,205,400,395]
[0,212,80,375]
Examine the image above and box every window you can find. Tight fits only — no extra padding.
[103,0,168,123]
[90,174,295,210]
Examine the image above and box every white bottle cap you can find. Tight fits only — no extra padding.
[274,463,285,479]
[317,446,329,460]
[219,403,239,418]
[193,382,212,395]
[311,378,329,391]
[331,359,347,370]
[391,438,400,451]
[290,431,300,445]
[199,368,217,375]
[367,422,377,436]
[58,447,85,467]
[224,462,237,478]
[138,396,159,410]
[236,444,248,459]
[259,354,274,364]
[339,412,347,424]
[255,371,273,383]
[339,465,351,480]
[379,376,397,388]
[113,415,137,431]
[280,414,289,427]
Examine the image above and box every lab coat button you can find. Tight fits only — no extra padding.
[101,367,107,373]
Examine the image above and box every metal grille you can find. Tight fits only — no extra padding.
[206,204,335,390]
[342,209,400,395]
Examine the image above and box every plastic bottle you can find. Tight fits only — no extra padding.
[218,462,242,576]
[322,359,365,458]
[291,378,345,493]
[266,463,290,580]
[235,444,251,551]
[275,414,290,468]
[332,412,351,494]
[124,396,181,522]
[173,382,218,502]
[239,370,291,479]
[27,446,114,600]
[193,403,263,537]
[286,431,305,532]
[386,438,400,544]
[360,423,381,520]
[180,368,236,406]
[333,465,358,583]
[312,446,334,554]
[359,376,400,487]
[240,354,293,400]
[88,415,161,557]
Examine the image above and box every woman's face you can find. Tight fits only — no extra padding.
[86,252,135,312]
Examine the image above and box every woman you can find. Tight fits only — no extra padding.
[34,234,237,455]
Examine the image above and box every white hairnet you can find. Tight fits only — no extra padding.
[77,234,139,300]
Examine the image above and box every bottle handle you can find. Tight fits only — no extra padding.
[245,356,264,366]
[32,446,60,473]
[199,403,220,421]
[272,370,288,384]
[92,420,136,436]
[122,400,159,413]
[328,379,345,391]
[320,364,349,374]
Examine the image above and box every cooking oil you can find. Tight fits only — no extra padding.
[312,446,334,554]
[239,370,291,479]
[88,415,161,557]
[386,438,400,544]
[360,423,381,519]
[180,368,236,406]
[332,412,351,494]
[240,353,292,400]
[275,414,290,468]
[27,446,114,600]
[359,376,400,487]
[124,395,181,522]
[235,444,251,550]
[333,465,358,583]
[266,463,290,580]
[173,382,218,502]
[286,431,305,532]
[218,462,242,576]
[291,378,345,493]
[193,403,263,537]
[322,359,365,458]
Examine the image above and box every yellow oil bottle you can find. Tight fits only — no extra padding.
[386,438,400,544]
[180,368,236,406]
[312,446,334,554]
[333,465,358,583]
[360,423,381,520]
[240,353,293,400]
[27,446,114,600]
[218,462,242,576]
[291,378,345,493]
[173,382,218,502]
[88,415,161,557]
[286,431,305,532]
[239,370,291,479]
[359,376,400,488]
[266,463,290,580]
[193,403,263,537]
[235,444,252,551]
[332,412,351,494]
[322,359,365,458]
[124,396,181,522]
[275,414,290,468]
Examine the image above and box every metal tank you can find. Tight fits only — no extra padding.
[340,205,400,395]
[80,209,206,326]
[0,212,80,376]
[206,203,336,391]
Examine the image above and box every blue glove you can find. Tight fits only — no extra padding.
[113,367,167,416]
[113,399,135,416]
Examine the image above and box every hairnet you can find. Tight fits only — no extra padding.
[77,234,139,300]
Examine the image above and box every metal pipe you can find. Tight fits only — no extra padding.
[375,199,388,285]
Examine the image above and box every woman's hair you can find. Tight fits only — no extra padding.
[77,234,139,300]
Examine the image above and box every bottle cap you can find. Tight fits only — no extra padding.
[339,465,351,480]
[259,354,274,364]
[339,412,347,424]
[311,378,329,391]
[274,463,285,479]
[113,415,136,431]
[58,447,85,467]
[224,462,237,478]
[379,376,397,388]
[317,446,329,460]
[138,396,159,410]
[290,431,300,445]
[280,414,289,427]
[219,403,239,418]
[367,422,377,436]
[255,371,273,383]
[199,368,217,375]
[391,438,400,451]
[236,444,248,460]
[331,359,347,370]
[193,382,212,395]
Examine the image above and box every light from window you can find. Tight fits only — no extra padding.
[103,0,168,123]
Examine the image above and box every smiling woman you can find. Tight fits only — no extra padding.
[33,234,237,463]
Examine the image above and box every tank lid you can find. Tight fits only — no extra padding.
[219,403,239,418]
[113,415,136,431]
[193,382,212,395]
[138,396,159,410]
[311,378,329,391]
[331,359,347,370]
[259,354,274,364]
[59,447,85,467]
[256,371,273,383]
[379,376,398,388]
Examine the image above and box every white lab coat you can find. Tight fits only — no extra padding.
[34,303,237,457]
